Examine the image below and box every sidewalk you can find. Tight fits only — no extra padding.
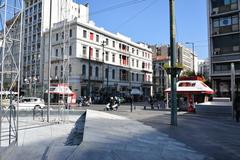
[1,110,213,160]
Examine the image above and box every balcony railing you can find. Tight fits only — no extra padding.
[212,24,239,35]
[211,4,238,15]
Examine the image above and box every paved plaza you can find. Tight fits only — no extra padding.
[0,103,239,160]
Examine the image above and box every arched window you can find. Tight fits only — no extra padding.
[82,64,86,75]
[105,68,108,79]
[95,66,99,77]
[112,69,115,79]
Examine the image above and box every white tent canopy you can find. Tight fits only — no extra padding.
[131,88,142,95]
[165,80,214,94]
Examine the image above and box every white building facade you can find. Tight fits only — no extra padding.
[43,19,153,98]
[22,0,89,96]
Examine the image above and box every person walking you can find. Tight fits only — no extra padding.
[233,92,240,122]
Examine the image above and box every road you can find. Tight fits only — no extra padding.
[103,104,240,160]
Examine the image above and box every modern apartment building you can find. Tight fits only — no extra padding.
[43,18,153,98]
[152,55,169,98]
[22,0,89,96]
[151,43,197,97]
[198,59,210,79]
[208,0,240,97]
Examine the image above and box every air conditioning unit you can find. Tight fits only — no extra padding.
[212,8,219,15]
[213,48,220,55]
[231,4,237,10]
[232,24,239,32]
[214,31,219,35]
[233,46,240,52]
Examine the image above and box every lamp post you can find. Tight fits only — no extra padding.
[185,42,195,72]
[24,77,31,96]
[101,41,106,94]
[25,77,37,97]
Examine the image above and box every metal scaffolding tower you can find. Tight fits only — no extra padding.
[0,0,23,146]
[58,0,71,122]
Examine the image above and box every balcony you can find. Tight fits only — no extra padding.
[213,46,240,57]
[212,25,239,36]
[211,4,238,16]
[212,53,240,63]
[80,74,103,81]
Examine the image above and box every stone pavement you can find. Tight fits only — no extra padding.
[1,109,214,160]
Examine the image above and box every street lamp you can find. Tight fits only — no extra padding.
[24,77,37,96]
[185,42,195,72]
[101,40,109,96]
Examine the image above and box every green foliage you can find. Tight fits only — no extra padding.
[181,70,196,77]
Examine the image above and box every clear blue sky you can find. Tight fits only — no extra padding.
[78,0,208,60]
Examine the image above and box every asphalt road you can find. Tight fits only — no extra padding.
[104,105,240,160]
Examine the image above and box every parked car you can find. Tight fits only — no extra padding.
[14,97,45,110]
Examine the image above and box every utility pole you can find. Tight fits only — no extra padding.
[169,0,177,126]
[47,0,53,123]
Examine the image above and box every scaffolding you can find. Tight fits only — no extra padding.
[57,0,71,122]
[0,0,23,146]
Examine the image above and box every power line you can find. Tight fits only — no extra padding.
[114,0,159,30]
[90,0,148,15]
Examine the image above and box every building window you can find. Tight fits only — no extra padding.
[70,29,72,37]
[112,41,115,48]
[55,66,58,76]
[95,66,99,77]
[82,64,86,75]
[96,49,99,58]
[96,34,99,42]
[132,59,134,67]
[112,53,115,62]
[61,65,63,77]
[69,46,72,56]
[136,73,139,81]
[69,64,72,73]
[105,68,108,79]
[83,46,87,55]
[56,33,58,41]
[112,69,115,79]
[132,73,134,81]
[105,51,109,61]
[61,48,64,57]
[62,32,64,39]
[106,38,109,45]
[132,48,135,53]
[136,60,139,68]
[83,30,87,38]
[55,48,58,57]
[89,66,92,77]
[90,32,94,40]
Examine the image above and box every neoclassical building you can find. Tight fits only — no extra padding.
[43,18,153,98]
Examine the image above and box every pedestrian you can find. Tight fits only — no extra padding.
[150,96,154,109]
[233,92,240,122]
[130,96,133,112]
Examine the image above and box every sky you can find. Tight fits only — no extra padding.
[78,0,209,60]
